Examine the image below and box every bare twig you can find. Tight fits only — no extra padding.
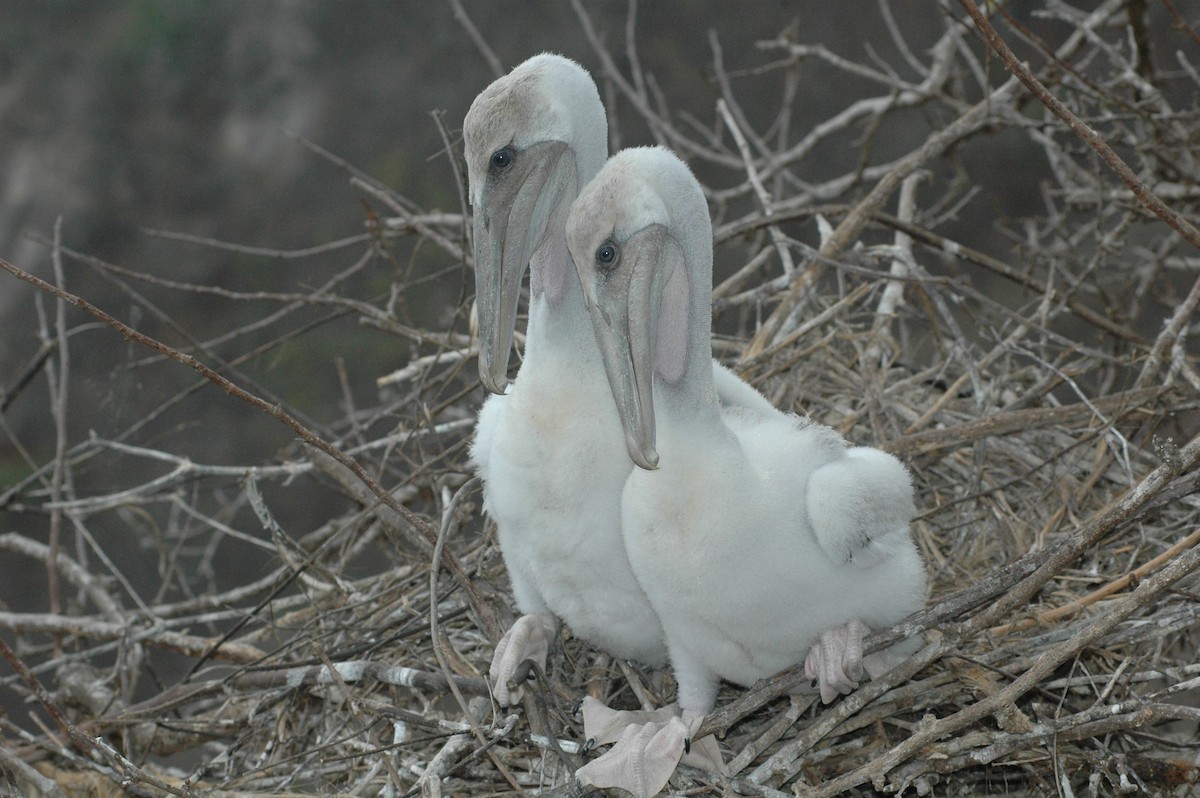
[958,0,1200,251]
[48,218,68,629]
[0,611,266,664]
[741,79,1017,358]
[0,255,500,643]
[448,0,504,78]
[0,636,203,798]
[717,99,795,277]
[0,533,123,621]
[886,386,1172,458]
[867,171,924,363]
[228,660,487,696]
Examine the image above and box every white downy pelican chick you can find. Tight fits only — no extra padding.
[464,55,774,710]
[566,147,927,796]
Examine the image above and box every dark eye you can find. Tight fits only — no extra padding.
[595,243,618,266]
[489,148,514,173]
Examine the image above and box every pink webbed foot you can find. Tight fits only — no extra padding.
[580,695,676,747]
[804,619,868,704]
[575,703,726,797]
[488,613,556,706]
[575,716,689,798]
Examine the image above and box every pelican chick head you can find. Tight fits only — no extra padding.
[464,54,606,393]
[567,146,703,471]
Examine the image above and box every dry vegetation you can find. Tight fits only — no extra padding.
[2,1,1200,796]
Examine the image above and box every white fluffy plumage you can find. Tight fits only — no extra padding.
[567,147,927,795]
[465,57,774,704]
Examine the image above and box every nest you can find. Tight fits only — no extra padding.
[2,2,1200,797]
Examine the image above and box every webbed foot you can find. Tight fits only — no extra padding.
[580,695,676,747]
[575,716,688,798]
[575,704,725,797]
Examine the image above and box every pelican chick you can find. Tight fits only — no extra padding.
[464,56,774,711]
[566,147,927,797]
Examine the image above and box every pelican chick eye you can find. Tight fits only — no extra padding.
[595,242,618,267]
[489,148,514,173]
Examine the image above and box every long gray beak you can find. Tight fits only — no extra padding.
[474,141,572,394]
[580,225,672,471]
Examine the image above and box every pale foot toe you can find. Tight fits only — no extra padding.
[488,613,555,706]
[805,619,868,704]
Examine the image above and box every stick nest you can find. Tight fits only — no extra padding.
[2,3,1199,797]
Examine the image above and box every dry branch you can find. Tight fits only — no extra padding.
[0,612,267,664]
[0,255,500,645]
[0,637,203,798]
[958,0,1200,252]
[740,78,1017,357]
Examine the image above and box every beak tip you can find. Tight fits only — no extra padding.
[632,446,660,471]
[479,369,510,396]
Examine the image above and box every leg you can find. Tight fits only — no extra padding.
[489,538,554,707]
[668,640,726,773]
[668,641,720,718]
